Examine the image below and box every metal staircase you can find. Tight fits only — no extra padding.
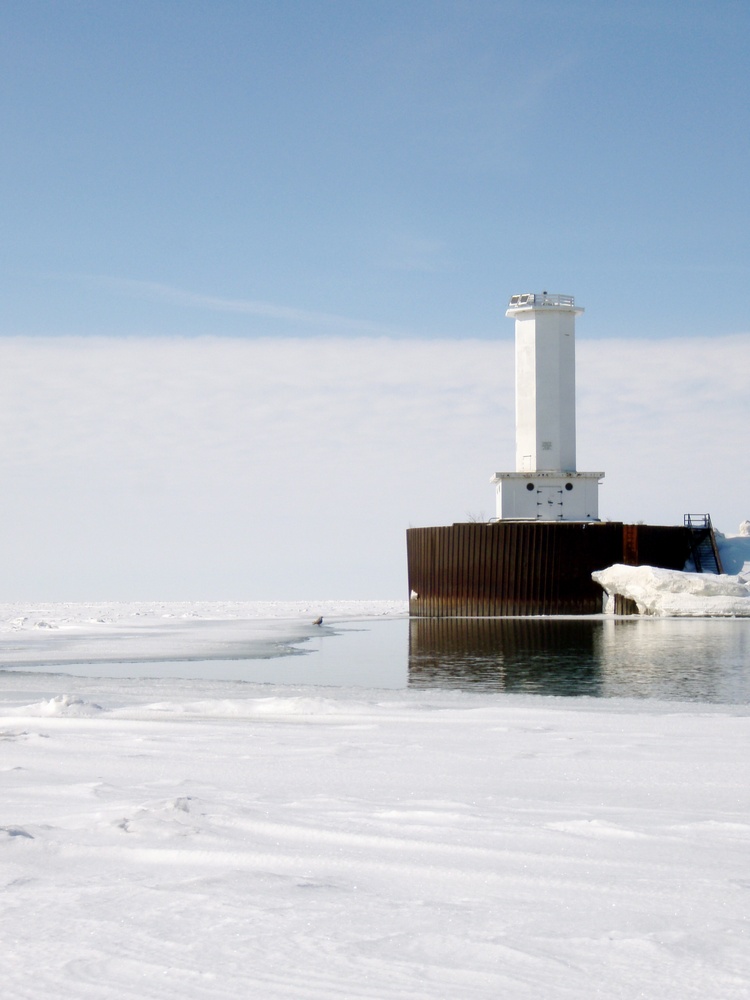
[684,514,724,574]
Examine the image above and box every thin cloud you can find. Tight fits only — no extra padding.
[70,274,407,337]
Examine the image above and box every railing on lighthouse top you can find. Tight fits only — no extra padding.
[507,292,576,309]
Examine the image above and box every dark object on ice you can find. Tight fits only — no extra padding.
[312,616,323,625]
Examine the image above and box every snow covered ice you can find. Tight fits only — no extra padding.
[594,528,750,617]
[2,681,748,999]
[593,563,750,617]
[1,599,749,998]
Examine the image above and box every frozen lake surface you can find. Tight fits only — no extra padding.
[2,602,749,998]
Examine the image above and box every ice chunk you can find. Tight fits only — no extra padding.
[593,564,750,617]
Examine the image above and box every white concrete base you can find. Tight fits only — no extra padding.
[491,470,604,521]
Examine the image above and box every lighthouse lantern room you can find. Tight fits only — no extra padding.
[491,292,604,521]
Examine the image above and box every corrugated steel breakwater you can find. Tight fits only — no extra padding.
[406,521,692,616]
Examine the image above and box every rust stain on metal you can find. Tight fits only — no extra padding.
[407,522,692,617]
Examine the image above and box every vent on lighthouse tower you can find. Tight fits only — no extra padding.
[490,292,604,521]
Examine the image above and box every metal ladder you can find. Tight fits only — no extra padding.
[684,514,724,574]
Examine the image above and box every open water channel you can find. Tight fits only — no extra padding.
[1,615,749,705]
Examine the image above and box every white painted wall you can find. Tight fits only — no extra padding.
[491,293,603,521]
[513,304,578,473]
[494,473,602,521]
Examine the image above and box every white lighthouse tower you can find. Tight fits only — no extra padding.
[490,291,603,521]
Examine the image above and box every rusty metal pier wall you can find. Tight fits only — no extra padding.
[406,521,692,617]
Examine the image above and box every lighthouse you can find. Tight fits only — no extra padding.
[407,289,696,616]
[490,292,603,521]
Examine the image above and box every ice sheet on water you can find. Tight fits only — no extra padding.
[0,599,408,633]
[595,528,750,616]
[0,603,405,678]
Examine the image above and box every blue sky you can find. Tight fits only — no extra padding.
[2,0,749,341]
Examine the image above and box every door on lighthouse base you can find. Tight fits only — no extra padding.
[535,484,564,520]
